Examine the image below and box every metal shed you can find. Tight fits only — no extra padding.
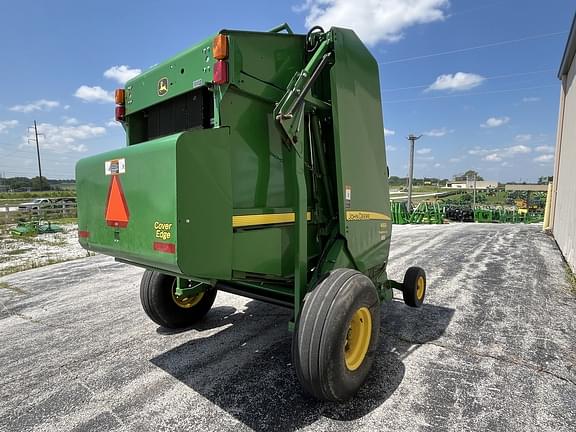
[551,13,576,272]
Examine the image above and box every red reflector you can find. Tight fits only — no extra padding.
[153,242,176,254]
[115,105,125,122]
[78,230,90,238]
[213,60,228,85]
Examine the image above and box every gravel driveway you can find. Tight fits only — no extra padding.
[0,223,574,431]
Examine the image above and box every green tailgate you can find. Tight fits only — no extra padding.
[76,128,232,280]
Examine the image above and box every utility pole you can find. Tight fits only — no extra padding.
[406,134,422,212]
[473,172,477,209]
[29,120,45,191]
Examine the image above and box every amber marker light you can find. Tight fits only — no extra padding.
[213,34,228,60]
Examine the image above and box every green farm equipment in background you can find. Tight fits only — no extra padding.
[76,24,427,401]
[10,220,63,236]
[390,201,411,224]
[472,207,544,224]
[409,202,444,224]
[390,201,443,225]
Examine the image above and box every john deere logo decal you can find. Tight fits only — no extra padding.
[157,77,168,96]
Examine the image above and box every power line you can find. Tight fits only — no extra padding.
[383,83,558,104]
[381,68,556,92]
[0,170,74,178]
[380,31,568,65]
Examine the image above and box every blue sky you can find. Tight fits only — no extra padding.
[0,0,573,182]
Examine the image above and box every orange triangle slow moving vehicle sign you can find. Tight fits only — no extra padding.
[105,175,130,227]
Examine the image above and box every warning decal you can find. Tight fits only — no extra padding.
[105,158,126,175]
[105,175,130,227]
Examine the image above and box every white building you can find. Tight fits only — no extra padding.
[550,14,576,272]
[444,180,498,190]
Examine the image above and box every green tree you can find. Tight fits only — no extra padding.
[454,170,484,181]
[31,176,50,191]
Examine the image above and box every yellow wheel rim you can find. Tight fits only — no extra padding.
[416,276,425,300]
[344,306,372,371]
[171,285,204,309]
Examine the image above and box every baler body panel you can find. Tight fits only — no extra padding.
[124,36,215,115]
[76,128,233,280]
[329,28,392,272]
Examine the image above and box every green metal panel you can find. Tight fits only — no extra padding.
[175,128,232,280]
[329,28,392,272]
[125,36,215,115]
[76,135,180,273]
[77,129,233,280]
[225,30,305,96]
[221,88,292,209]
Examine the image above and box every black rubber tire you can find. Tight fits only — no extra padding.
[139,270,216,329]
[292,268,380,401]
[402,266,426,308]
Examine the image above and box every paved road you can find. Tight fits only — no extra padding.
[0,224,575,431]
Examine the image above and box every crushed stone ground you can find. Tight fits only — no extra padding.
[0,223,574,431]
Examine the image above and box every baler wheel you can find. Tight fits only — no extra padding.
[402,266,426,308]
[139,270,216,329]
[292,268,380,401]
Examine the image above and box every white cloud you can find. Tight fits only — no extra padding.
[416,147,432,155]
[480,144,531,162]
[0,120,18,133]
[74,85,114,103]
[106,119,122,128]
[434,163,441,168]
[480,116,510,128]
[535,145,554,153]
[62,116,79,125]
[384,128,395,136]
[424,127,453,137]
[501,161,511,167]
[104,65,141,84]
[468,147,492,156]
[9,99,59,113]
[508,145,531,154]
[449,157,462,163]
[19,122,106,153]
[522,96,540,103]
[296,0,449,45]
[533,154,554,163]
[514,134,532,142]
[426,72,485,92]
[484,153,502,162]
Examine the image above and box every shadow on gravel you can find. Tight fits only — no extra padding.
[155,306,240,335]
[151,299,454,431]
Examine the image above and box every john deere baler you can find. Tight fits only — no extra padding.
[76,24,427,401]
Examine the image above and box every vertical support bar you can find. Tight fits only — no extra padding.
[286,126,308,321]
[310,113,335,216]
[543,182,553,230]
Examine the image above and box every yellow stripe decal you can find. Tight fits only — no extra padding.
[233,212,312,228]
[346,211,391,221]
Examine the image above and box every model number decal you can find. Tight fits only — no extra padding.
[154,221,173,240]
